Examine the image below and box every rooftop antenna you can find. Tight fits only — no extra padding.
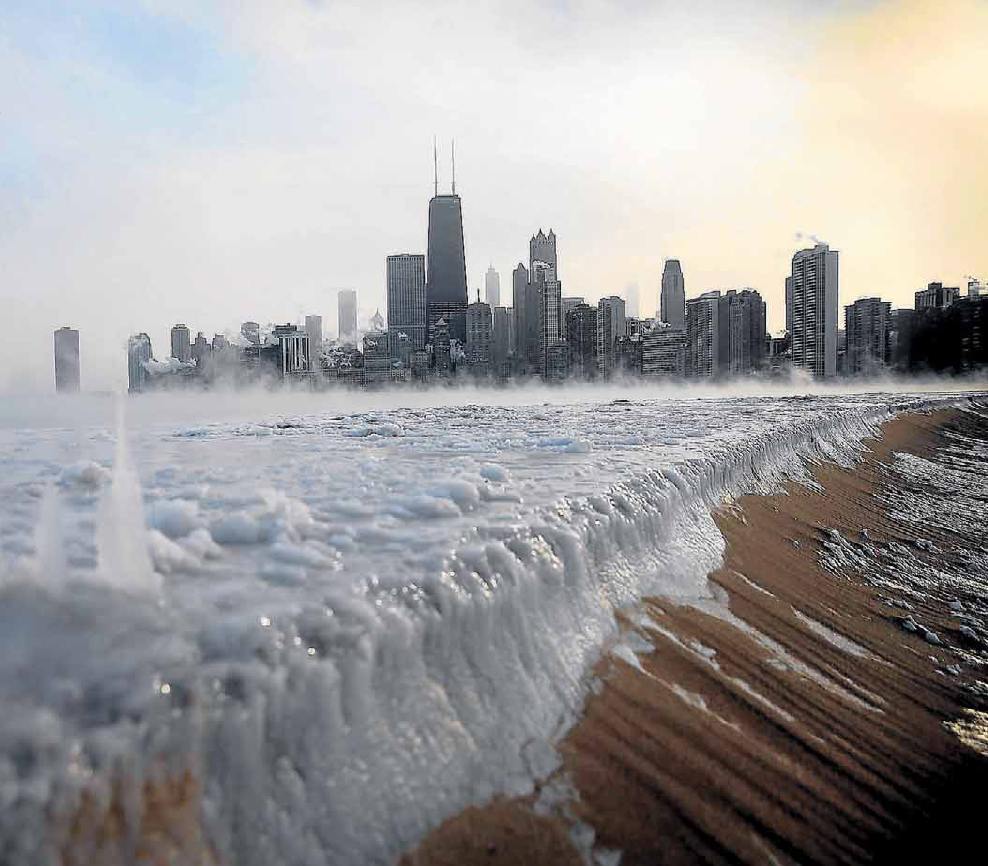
[433,136,438,198]
[451,138,456,195]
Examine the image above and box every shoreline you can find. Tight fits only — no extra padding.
[402,407,988,865]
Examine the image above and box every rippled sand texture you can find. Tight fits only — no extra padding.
[404,406,988,866]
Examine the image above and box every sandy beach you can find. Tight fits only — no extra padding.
[402,407,988,866]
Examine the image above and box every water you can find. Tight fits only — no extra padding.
[0,386,982,865]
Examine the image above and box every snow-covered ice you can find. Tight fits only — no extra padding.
[0,386,981,865]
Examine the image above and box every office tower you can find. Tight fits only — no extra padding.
[53,326,80,393]
[432,317,453,376]
[387,254,427,355]
[170,324,192,362]
[642,323,686,377]
[914,281,959,311]
[492,306,511,377]
[272,324,311,376]
[465,300,493,371]
[127,333,153,393]
[192,332,211,365]
[362,328,393,386]
[685,291,726,378]
[426,146,468,342]
[529,229,557,277]
[845,297,892,375]
[338,289,358,341]
[566,304,597,380]
[212,334,229,351]
[241,322,261,345]
[725,289,767,374]
[533,271,562,378]
[785,277,794,333]
[561,297,585,320]
[512,263,535,373]
[790,243,839,378]
[597,296,626,376]
[305,315,323,352]
[485,266,501,308]
[659,260,686,330]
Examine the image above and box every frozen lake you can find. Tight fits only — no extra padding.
[0,384,983,865]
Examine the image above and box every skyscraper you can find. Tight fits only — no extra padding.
[492,306,511,377]
[338,289,358,341]
[53,326,80,393]
[725,289,767,374]
[127,333,152,393]
[845,297,892,375]
[685,292,724,378]
[465,300,493,371]
[785,277,794,333]
[529,229,557,277]
[914,281,959,310]
[642,323,686,378]
[170,324,191,362]
[790,243,839,378]
[426,146,468,342]
[597,296,626,377]
[387,254,427,354]
[305,315,323,352]
[566,303,597,379]
[512,263,538,374]
[659,260,686,330]
[192,332,211,365]
[485,266,501,308]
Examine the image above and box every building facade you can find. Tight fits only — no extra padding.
[338,289,358,341]
[127,333,152,393]
[914,281,959,311]
[659,259,686,330]
[53,326,80,393]
[387,253,427,354]
[597,296,626,377]
[725,289,767,374]
[789,243,839,378]
[845,297,892,375]
[642,324,686,378]
[465,300,493,371]
[492,306,511,377]
[170,324,191,362]
[686,292,725,378]
[566,303,597,380]
[484,266,501,308]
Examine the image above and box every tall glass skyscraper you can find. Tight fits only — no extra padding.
[387,254,427,352]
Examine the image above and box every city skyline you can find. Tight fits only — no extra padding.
[2,0,987,392]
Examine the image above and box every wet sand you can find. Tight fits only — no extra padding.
[402,408,988,866]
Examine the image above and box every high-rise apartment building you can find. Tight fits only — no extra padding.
[566,303,597,379]
[845,297,892,375]
[53,326,80,393]
[686,292,726,378]
[642,323,686,377]
[170,324,192,362]
[790,243,839,378]
[597,296,626,376]
[914,281,959,311]
[659,260,686,330]
[725,289,767,374]
[338,289,358,341]
[484,266,501,308]
[387,254,427,354]
[127,333,152,393]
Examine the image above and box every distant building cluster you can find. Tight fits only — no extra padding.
[51,154,988,392]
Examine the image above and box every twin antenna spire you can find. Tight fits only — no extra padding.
[432,137,457,197]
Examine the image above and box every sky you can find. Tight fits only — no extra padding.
[1,0,986,392]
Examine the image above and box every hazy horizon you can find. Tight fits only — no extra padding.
[2,0,986,392]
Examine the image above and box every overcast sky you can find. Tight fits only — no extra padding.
[2,0,986,392]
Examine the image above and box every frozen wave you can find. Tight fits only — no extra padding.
[0,390,979,864]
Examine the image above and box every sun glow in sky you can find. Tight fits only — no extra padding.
[1,0,986,391]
